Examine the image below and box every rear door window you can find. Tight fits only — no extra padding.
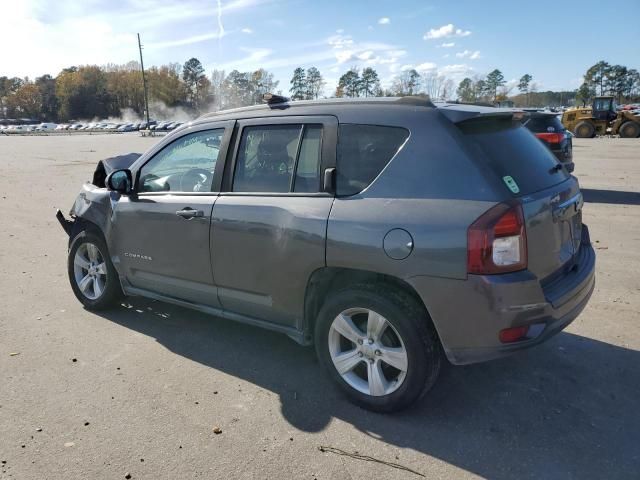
[460,118,569,195]
[233,124,323,193]
[336,124,409,196]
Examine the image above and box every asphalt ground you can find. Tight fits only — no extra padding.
[1,134,638,479]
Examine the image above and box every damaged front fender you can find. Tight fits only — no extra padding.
[58,183,121,242]
[57,152,140,239]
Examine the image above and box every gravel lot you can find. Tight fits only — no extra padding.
[1,133,638,479]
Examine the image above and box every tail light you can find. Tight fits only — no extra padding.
[535,132,564,144]
[467,203,527,274]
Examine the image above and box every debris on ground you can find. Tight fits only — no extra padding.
[318,445,426,478]
[9,352,20,356]
[213,427,222,434]
[64,442,74,448]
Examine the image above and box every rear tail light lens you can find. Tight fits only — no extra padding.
[535,132,565,144]
[467,203,527,274]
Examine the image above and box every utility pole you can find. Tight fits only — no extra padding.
[137,33,150,127]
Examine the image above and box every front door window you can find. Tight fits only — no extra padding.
[139,129,224,193]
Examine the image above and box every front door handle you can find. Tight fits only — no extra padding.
[176,208,204,219]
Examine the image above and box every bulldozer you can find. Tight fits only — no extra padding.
[561,96,640,138]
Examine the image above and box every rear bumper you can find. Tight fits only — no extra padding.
[409,226,595,365]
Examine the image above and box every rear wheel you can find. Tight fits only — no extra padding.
[68,230,122,310]
[315,284,441,412]
[574,121,595,138]
[619,121,640,138]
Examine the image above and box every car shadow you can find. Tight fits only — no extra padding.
[95,298,639,479]
[582,188,640,205]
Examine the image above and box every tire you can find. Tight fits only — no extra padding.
[619,121,640,138]
[68,230,123,310]
[315,284,442,412]
[574,121,595,138]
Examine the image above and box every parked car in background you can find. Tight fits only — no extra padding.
[57,96,595,412]
[35,123,58,132]
[522,110,574,172]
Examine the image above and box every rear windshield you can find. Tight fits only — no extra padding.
[459,117,569,195]
[523,115,565,133]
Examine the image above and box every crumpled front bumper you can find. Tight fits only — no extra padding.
[56,209,74,236]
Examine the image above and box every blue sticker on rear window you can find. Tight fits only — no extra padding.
[503,175,520,194]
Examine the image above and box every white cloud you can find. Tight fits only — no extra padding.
[378,17,390,25]
[440,64,473,76]
[326,33,406,67]
[241,27,253,34]
[0,0,267,78]
[443,54,450,58]
[336,28,344,34]
[357,50,375,60]
[424,23,471,40]
[328,33,354,49]
[415,62,438,72]
[440,42,455,48]
[455,50,481,59]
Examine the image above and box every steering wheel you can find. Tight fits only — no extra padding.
[179,168,212,192]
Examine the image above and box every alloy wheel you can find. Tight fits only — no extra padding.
[328,307,408,397]
[73,242,107,300]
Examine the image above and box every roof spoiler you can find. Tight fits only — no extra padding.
[437,104,527,124]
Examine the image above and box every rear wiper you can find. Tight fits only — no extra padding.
[549,163,564,174]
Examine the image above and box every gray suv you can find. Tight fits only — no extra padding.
[57,96,595,412]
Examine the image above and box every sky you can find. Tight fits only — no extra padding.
[2,0,639,96]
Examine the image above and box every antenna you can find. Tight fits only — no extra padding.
[137,33,151,127]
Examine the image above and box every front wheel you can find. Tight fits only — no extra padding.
[315,285,441,412]
[68,230,122,310]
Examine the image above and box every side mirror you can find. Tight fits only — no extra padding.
[106,169,133,194]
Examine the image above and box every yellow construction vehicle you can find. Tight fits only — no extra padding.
[561,96,640,138]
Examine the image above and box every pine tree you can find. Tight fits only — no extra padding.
[485,69,506,101]
[305,67,324,99]
[359,68,380,97]
[518,74,532,106]
[289,67,306,100]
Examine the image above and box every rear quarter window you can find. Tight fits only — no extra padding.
[460,118,569,195]
[337,124,409,196]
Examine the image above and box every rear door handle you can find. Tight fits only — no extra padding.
[176,208,204,218]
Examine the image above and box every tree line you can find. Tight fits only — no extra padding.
[1,58,638,122]
[0,58,283,122]
[576,61,640,105]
